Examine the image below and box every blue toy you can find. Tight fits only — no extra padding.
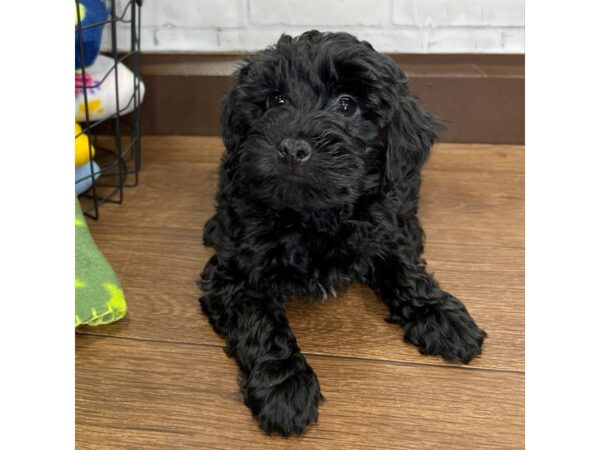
[76,160,101,195]
[75,0,109,69]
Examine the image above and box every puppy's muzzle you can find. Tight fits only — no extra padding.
[278,138,312,163]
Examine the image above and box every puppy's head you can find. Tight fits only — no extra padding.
[220,31,440,210]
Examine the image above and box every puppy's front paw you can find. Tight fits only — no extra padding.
[243,354,322,436]
[403,304,486,363]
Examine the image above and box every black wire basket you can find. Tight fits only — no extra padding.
[75,0,143,220]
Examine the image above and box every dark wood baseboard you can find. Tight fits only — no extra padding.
[137,53,524,144]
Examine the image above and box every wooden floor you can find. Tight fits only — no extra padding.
[76,137,524,449]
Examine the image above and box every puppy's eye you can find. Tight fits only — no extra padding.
[337,96,358,116]
[266,93,286,109]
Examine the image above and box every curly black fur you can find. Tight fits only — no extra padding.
[198,31,486,436]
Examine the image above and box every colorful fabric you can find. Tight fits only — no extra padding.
[75,199,127,326]
[75,55,146,122]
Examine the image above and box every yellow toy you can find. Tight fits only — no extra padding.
[75,123,95,166]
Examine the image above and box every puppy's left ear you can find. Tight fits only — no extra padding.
[384,88,442,189]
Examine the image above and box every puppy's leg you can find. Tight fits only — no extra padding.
[199,257,322,436]
[368,253,486,363]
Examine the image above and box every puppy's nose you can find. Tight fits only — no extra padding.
[278,138,312,163]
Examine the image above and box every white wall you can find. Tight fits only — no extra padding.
[108,0,524,53]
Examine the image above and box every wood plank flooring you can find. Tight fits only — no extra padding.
[76,137,524,449]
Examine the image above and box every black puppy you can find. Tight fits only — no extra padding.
[199,30,486,436]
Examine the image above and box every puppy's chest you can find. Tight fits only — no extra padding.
[260,223,369,298]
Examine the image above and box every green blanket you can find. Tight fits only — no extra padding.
[75,199,127,326]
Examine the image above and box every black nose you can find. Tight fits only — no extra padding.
[278,138,312,163]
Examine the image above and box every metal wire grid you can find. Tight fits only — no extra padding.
[75,0,143,220]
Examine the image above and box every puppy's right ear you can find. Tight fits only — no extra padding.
[220,90,241,152]
[220,63,252,153]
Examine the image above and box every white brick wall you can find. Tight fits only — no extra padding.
[105,0,524,53]
[144,0,246,28]
[250,0,389,26]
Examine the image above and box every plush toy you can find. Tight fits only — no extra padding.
[75,122,95,166]
[75,199,127,327]
[75,0,109,69]
[76,160,101,195]
[75,122,99,195]
[75,55,146,122]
